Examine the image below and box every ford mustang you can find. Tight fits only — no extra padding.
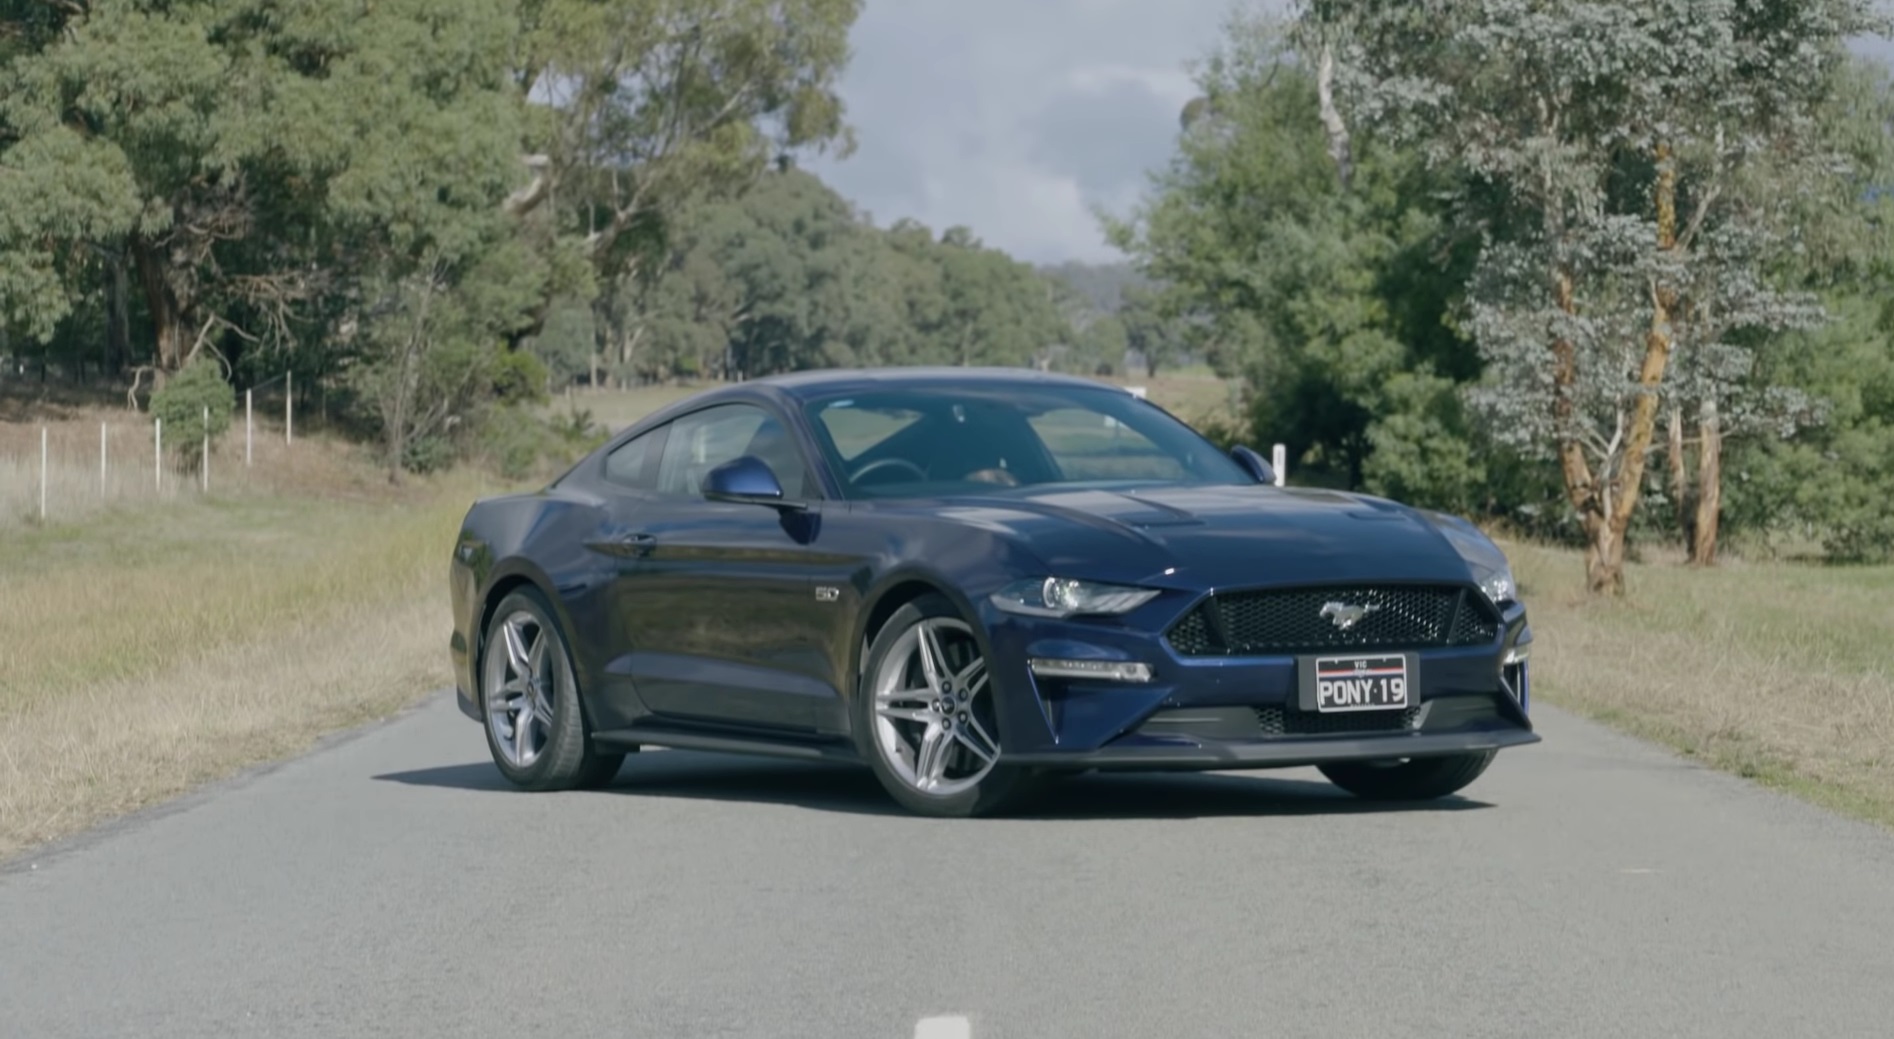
[446,368,1538,816]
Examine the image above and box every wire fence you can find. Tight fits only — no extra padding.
[1,386,298,529]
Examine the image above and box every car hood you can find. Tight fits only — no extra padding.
[936,484,1477,590]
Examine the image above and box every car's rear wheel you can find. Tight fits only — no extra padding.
[855,594,1035,817]
[1318,751,1495,801]
[481,588,625,792]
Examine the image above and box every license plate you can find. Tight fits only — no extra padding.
[1311,654,1410,713]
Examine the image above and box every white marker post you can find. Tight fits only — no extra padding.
[1271,443,1286,487]
[39,426,48,521]
[245,388,253,467]
[201,405,209,492]
[286,370,293,446]
[155,417,162,492]
[100,422,107,497]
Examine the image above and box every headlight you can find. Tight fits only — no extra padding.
[1426,511,1517,607]
[990,577,1160,618]
[1474,561,1516,607]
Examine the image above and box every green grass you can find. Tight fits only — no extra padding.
[1508,541,1894,829]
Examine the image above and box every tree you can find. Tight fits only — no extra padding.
[504,0,862,357]
[1304,0,1882,593]
[1105,15,1483,503]
[930,227,1068,369]
[1117,284,1188,379]
[1716,58,1894,562]
[262,0,541,479]
[581,171,1073,384]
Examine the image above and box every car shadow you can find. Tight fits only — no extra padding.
[375,750,1495,820]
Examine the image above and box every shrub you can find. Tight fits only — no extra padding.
[470,405,603,481]
[491,349,549,408]
[150,356,236,462]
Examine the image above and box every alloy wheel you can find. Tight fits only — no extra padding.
[483,610,559,769]
[869,617,1002,796]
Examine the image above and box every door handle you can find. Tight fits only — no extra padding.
[583,531,657,558]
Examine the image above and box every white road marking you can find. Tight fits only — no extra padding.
[914,1015,971,1039]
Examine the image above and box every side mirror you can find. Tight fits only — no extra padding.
[1230,445,1278,486]
[703,455,805,511]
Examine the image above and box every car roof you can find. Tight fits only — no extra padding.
[750,366,1133,401]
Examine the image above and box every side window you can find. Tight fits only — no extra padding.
[603,429,661,490]
[657,404,812,498]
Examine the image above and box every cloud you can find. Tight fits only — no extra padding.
[803,0,1244,265]
[808,2,1887,265]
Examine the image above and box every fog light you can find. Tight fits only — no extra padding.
[1027,659,1154,683]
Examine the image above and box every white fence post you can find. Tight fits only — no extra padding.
[39,426,48,521]
[201,405,209,492]
[1271,443,1287,487]
[155,417,162,492]
[100,422,107,497]
[245,388,253,467]
[286,371,293,445]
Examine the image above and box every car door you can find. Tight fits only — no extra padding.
[602,402,859,735]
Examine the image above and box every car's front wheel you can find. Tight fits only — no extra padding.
[855,594,1035,817]
[1318,751,1495,801]
[480,588,625,792]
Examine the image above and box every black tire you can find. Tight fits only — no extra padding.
[480,588,625,792]
[1318,750,1496,801]
[852,593,1038,818]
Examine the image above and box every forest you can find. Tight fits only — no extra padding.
[6,0,1894,589]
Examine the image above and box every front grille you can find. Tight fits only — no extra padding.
[1256,705,1422,736]
[1166,584,1498,656]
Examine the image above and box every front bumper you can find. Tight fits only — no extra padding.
[980,596,1538,772]
[1001,726,1541,771]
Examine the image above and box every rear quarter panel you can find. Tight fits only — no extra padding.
[450,487,613,708]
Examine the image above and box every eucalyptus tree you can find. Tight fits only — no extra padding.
[1105,16,1484,504]
[504,0,862,362]
[1718,57,1894,562]
[1301,0,1882,591]
[0,0,535,389]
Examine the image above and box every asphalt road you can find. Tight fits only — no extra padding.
[7,693,1894,1039]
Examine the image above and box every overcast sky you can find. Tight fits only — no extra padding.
[802,0,1249,266]
[805,2,1894,268]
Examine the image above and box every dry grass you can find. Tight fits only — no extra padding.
[1100,369,1245,429]
[549,383,709,433]
[1509,542,1894,827]
[0,597,446,860]
[0,464,498,861]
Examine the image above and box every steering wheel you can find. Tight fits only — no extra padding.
[849,457,929,487]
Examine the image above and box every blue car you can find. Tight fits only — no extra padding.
[447,368,1538,816]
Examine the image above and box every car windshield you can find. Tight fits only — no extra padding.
[803,382,1251,499]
